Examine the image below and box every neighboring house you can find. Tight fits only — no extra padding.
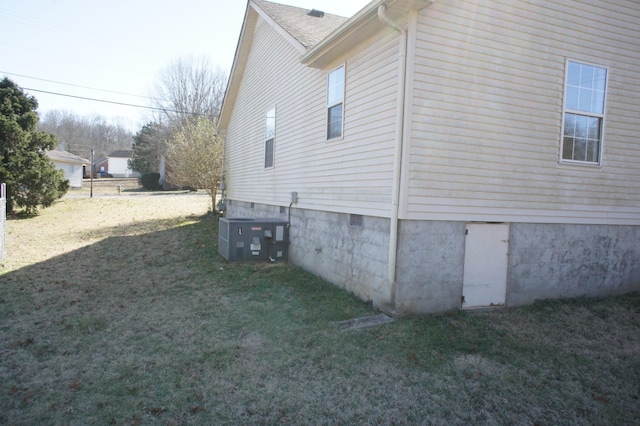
[218,0,640,314]
[46,150,90,188]
[94,157,109,177]
[105,150,139,178]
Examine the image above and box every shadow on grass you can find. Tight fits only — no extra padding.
[66,214,207,241]
[0,214,378,424]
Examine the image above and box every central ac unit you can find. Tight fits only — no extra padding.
[218,218,289,262]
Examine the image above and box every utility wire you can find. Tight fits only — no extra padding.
[1,70,156,101]
[0,7,176,58]
[22,87,208,116]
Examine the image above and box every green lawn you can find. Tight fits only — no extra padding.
[1,194,638,425]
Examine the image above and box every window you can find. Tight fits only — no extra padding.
[561,60,607,164]
[327,65,344,140]
[265,108,275,168]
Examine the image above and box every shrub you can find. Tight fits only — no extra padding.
[139,172,161,190]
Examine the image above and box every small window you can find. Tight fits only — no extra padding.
[561,60,607,164]
[265,108,275,168]
[327,65,344,140]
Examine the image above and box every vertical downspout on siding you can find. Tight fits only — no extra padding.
[378,4,407,310]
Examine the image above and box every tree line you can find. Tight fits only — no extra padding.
[38,112,133,161]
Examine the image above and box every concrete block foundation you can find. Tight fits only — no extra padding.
[224,200,640,314]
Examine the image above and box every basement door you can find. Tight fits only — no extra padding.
[462,223,509,309]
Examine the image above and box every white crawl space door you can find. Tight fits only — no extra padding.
[462,223,509,309]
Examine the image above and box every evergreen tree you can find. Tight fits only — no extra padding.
[0,78,68,215]
[129,122,166,175]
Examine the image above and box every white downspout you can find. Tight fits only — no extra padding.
[378,4,406,310]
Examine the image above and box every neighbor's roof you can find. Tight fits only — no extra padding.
[252,0,348,50]
[46,150,90,164]
[108,150,132,158]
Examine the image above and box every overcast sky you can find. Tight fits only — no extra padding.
[1,0,371,131]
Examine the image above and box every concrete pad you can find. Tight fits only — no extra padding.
[335,314,395,330]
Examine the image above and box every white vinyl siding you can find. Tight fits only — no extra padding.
[107,157,133,177]
[223,15,400,217]
[52,161,84,188]
[406,0,640,225]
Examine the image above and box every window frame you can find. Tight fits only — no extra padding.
[560,59,608,166]
[264,107,275,169]
[326,64,345,141]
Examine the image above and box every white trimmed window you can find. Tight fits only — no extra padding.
[561,60,607,164]
[265,107,275,168]
[327,65,344,140]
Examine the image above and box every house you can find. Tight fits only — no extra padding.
[218,0,640,314]
[46,150,90,188]
[93,157,109,177]
[104,150,139,178]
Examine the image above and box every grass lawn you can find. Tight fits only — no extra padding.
[1,192,638,425]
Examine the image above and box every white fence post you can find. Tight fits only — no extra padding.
[0,183,5,262]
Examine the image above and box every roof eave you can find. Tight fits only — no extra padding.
[252,0,307,54]
[218,1,256,134]
[301,0,433,69]
[219,0,308,134]
[46,150,90,164]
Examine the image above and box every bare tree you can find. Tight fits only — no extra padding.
[147,55,228,208]
[151,55,227,124]
[38,110,90,153]
[165,117,222,212]
[38,111,132,159]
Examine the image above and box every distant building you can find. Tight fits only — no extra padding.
[102,150,140,178]
[46,150,90,188]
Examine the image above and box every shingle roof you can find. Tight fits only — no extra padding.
[253,0,348,49]
[46,150,90,164]
[108,150,132,158]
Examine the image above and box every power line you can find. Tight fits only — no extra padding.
[0,70,156,101]
[22,87,208,116]
[0,7,177,59]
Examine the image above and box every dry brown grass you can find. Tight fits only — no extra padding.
[1,193,639,425]
[3,180,209,271]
